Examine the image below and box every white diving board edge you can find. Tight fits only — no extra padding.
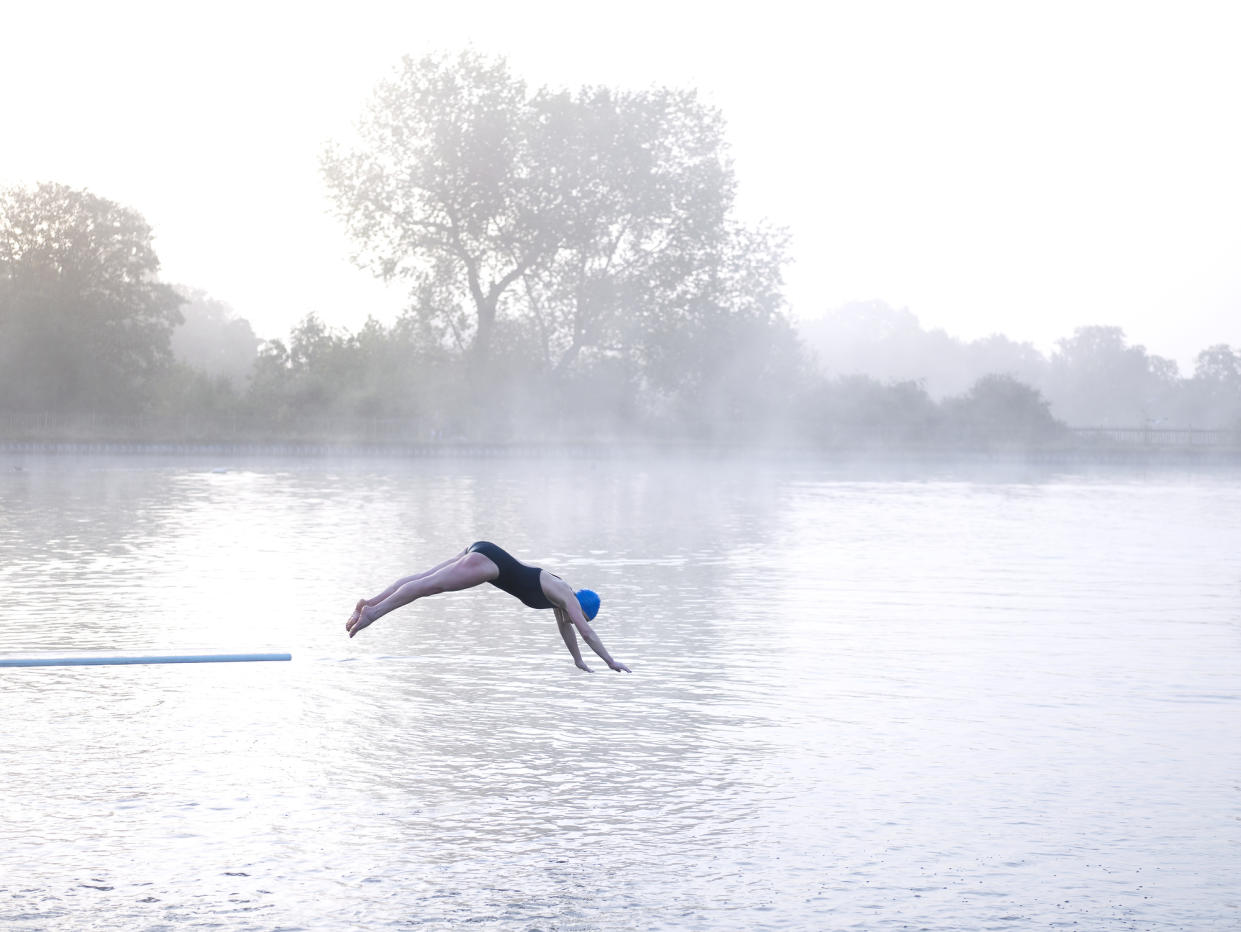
[0,652,293,668]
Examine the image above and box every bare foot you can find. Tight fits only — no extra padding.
[347,603,375,638]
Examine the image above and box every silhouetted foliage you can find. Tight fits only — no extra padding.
[322,50,796,414]
[799,376,940,446]
[241,311,463,438]
[1184,344,1241,428]
[171,287,259,388]
[800,305,1239,430]
[3,159,1235,444]
[0,182,183,413]
[940,374,1065,443]
[1046,326,1179,427]
[150,362,241,425]
[801,301,1049,399]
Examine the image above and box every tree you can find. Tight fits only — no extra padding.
[1193,344,1241,384]
[1186,344,1241,427]
[323,52,531,367]
[801,375,939,446]
[322,50,790,402]
[1047,326,1179,426]
[244,314,358,419]
[799,301,1049,400]
[515,83,738,377]
[639,220,803,436]
[243,311,461,438]
[0,182,183,412]
[170,287,259,388]
[940,374,1064,443]
[966,335,1049,396]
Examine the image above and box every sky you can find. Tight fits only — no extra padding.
[2,0,1238,371]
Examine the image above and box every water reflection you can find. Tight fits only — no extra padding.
[1,455,1239,930]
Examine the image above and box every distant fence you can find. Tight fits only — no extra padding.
[0,412,441,445]
[2,414,1240,459]
[1069,427,1241,447]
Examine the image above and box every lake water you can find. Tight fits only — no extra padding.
[1,454,1238,930]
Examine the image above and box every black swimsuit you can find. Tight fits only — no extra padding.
[467,541,554,610]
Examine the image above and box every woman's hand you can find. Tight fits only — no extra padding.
[608,660,632,673]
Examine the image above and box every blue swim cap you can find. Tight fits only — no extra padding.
[575,589,601,621]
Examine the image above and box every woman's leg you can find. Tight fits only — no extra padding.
[357,549,468,611]
[347,552,498,637]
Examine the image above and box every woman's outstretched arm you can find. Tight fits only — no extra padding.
[545,579,630,673]
[555,607,592,672]
[573,616,631,672]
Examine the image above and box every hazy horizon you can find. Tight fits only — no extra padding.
[2,1,1237,372]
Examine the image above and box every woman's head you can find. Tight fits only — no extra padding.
[575,589,601,621]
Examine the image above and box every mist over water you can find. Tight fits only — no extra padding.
[2,454,1238,930]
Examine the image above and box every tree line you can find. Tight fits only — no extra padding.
[2,52,1237,446]
[802,301,1241,433]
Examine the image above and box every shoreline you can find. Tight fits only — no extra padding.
[4,438,1240,468]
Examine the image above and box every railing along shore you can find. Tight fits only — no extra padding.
[1,415,1239,463]
[1070,426,1238,446]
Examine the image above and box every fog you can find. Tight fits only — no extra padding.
[5,4,1240,371]
[170,288,260,389]
[4,49,1238,450]
[801,301,1241,430]
[4,15,1241,931]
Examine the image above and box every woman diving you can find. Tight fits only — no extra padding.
[346,541,631,673]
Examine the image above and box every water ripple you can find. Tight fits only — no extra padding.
[1,456,1239,930]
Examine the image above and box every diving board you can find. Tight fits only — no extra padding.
[0,652,292,668]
